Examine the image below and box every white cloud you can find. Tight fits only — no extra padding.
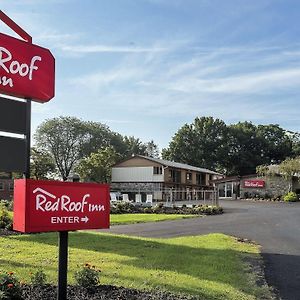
[60,44,168,54]
[168,68,300,94]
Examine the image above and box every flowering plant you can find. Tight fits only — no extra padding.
[0,271,22,299]
[74,263,101,290]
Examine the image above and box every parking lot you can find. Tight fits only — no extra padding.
[106,200,300,300]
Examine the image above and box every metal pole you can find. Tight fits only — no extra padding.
[24,99,31,179]
[58,231,68,300]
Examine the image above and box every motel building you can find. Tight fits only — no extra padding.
[111,155,223,203]
[212,173,300,200]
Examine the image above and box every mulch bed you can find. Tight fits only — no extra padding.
[21,285,200,300]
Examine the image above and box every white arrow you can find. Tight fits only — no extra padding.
[81,216,89,223]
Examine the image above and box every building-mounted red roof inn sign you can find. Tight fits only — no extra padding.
[243,180,265,188]
[13,180,110,233]
[0,33,55,102]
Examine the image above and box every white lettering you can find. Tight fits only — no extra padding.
[0,47,41,80]
[19,63,29,77]
[0,47,11,73]
[51,216,80,224]
[34,192,96,213]
[89,204,105,212]
[29,56,41,80]
[0,76,13,87]
[61,195,71,211]
[10,60,20,74]
[36,194,47,211]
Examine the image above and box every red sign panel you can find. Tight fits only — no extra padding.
[243,180,265,188]
[13,179,110,233]
[0,33,55,102]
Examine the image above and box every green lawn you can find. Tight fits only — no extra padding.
[110,213,197,225]
[0,232,272,299]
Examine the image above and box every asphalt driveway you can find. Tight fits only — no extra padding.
[104,200,300,300]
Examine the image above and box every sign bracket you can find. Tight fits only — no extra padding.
[0,10,32,43]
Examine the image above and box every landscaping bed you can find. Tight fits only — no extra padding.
[110,202,223,215]
[21,284,199,300]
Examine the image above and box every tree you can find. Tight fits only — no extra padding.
[30,147,56,179]
[226,122,264,175]
[256,124,292,163]
[162,117,229,171]
[76,146,119,183]
[123,136,147,157]
[34,116,88,181]
[145,140,160,158]
[257,157,300,191]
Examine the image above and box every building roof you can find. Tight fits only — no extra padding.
[128,155,223,176]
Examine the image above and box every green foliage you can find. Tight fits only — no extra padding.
[0,200,12,212]
[0,272,22,299]
[0,233,272,299]
[110,202,137,214]
[30,270,47,286]
[163,116,298,175]
[123,136,147,157]
[30,147,56,180]
[162,117,229,172]
[74,263,100,290]
[110,203,223,216]
[0,204,12,230]
[35,116,89,180]
[34,116,160,180]
[145,140,160,158]
[279,157,300,181]
[76,146,119,183]
[283,192,298,202]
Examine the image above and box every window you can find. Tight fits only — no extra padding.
[169,169,181,183]
[226,183,232,197]
[218,183,225,197]
[0,182,4,191]
[153,166,162,175]
[196,173,206,185]
[186,172,192,181]
[218,182,233,198]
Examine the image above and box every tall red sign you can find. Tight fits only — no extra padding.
[0,33,55,102]
[13,179,110,233]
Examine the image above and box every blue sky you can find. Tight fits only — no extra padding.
[1,0,300,150]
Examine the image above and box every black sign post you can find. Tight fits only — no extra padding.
[58,231,68,300]
[25,99,31,179]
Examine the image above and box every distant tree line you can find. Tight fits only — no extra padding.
[32,115,300,182]
[162,116,300,176]
[32,116,159,182]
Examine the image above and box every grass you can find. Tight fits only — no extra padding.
[110,213,197,225]
[0,232,272,299]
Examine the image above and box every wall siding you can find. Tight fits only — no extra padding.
[112,167,164,183]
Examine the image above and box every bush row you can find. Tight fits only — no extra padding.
[0,266,100,299]
[243,191,300,202]
[110,202,223,215]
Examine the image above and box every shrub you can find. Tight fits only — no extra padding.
[115,202,135,213]
[0,271,22,299]
[0,204,12,230]
[143,207,153,214]
[152,203,165,214]
[192,205,223,215]
[74,263,101,290]
[0,200,13,211]
[283,192,298,202]
[30,270,47,286]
